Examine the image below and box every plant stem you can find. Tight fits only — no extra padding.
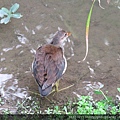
[82,0,96,61]
[100,90,109,102]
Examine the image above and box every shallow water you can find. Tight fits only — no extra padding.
[0,0,120,113]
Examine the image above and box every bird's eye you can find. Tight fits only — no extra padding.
[64,33,67,36]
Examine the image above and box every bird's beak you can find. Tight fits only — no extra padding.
[67,32,71,37]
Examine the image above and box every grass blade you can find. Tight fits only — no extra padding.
[82,0,96,61]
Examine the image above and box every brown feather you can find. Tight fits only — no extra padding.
[33,44,65,91]
[32,30,70,96]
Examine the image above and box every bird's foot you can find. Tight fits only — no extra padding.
[52,84,74,96]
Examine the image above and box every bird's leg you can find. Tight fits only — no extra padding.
[52,80,74,96]
[48,81,60,95]
[49,80,59,96]
[55,79,59,92]
[49,79,74,96]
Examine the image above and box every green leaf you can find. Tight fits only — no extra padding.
[1,7,10,14]
[10,3,19,13]
[11,13,22,18]
[106,96,113,102]
[94,90,102,95]
[0,9,8,17]
[117,88,120,92]
[0,16,10,24]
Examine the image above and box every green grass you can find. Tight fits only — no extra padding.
[16,97,42,114]
[15,88,120,114]
[0,88,119,116]
[16,96,119,114]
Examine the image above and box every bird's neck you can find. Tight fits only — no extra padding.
[50,39,65,49]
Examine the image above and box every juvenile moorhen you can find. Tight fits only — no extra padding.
[32,29,71,97]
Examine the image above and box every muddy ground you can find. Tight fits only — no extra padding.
[0,0,120,113]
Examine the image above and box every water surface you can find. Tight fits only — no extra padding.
[0,0,120,113]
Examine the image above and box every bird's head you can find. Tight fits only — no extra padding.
[51,29,71,47]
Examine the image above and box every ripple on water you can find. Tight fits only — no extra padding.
[0,74,13,86]
[75,81,104,97]
[83,81,104,90]
[16,44,23,49]
[15,30,29,45]
[0,74,13,96]
[0,74,28,103]
[2,47,14,52]
[83,81,104,96]
[17,34,29,45]
[3,79,28,101]
[1,58,5,62]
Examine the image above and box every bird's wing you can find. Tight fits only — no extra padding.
[32,46,46,86]
[32,44,65,91]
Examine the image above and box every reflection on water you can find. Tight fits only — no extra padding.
[83,81,104,90]
[0,74,13,86]
[3,47,14,52]
[1,58,5,62]
[0,74,28,101]
[15,32,29,45]
[36,25,42,30]
[111,0,120,9]
[0,74,13,98]
[4,79,28,100]
[16,44,22,49]
[104,38,110,46]
[74,81,104,97]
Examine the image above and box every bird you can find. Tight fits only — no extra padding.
[32,29,71,97]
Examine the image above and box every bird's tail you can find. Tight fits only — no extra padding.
[38,85,52,97]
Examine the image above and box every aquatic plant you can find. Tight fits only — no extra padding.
[82,0,96,61]
[0,3,22,24]
[93,88,120,114]
[94,87,120,101]
[82,0,110,61]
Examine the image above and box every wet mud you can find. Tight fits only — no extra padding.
[0,0,120,113]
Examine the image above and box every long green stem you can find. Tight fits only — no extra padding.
[82,0,96,61]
